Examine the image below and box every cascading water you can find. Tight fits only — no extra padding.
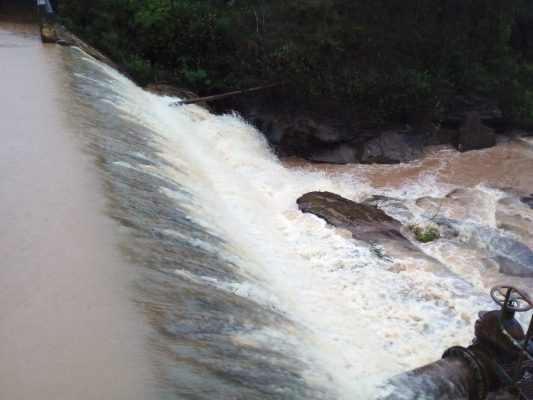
[58,45,533,399]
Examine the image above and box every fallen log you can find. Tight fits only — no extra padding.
[169,83,281,106]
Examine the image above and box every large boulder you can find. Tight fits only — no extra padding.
[455,112,497,152]
[308,142,359,164]
[277,116,357,159]
[296,191,452,272]
[249,114,364,163]
[358,131,424,164]
[297,191,417,249]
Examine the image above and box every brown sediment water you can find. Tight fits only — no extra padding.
[283,139,533,194]
[0,23,155,400]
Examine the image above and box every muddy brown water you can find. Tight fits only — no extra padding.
[283,139,533,195]
[0,22,157,400]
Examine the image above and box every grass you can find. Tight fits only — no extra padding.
[407,223,440,243]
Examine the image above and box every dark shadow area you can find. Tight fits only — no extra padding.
[0,0,38,22]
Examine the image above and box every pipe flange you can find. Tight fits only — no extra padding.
[442,346,489,400]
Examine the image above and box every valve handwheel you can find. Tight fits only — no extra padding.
[490,285,533,312]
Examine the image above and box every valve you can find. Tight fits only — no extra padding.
[468,285,533,398]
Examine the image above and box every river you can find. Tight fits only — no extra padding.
[1,21,532,400]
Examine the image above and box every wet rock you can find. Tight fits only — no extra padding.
[249,114,361,162]
[278,116,357,160]
[146,84,198,99]
[359,131,424,164]
[427,215,533,277]
[292,118,352,144]
[521,195,533,209]
[487,233,533,274]
[250,114,283,144]
[455,112,496,152]
[297,191,416,249]
[495,187,533,210]
[362,195,415,223]
[496,195,533,246]
[297,192,466,277]
[493,256,533,277]
[415,187,533,277]
[308,142,359,164]
[145,84,213,110]
[416,188,494,225]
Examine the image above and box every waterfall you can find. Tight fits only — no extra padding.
[59,45,532,399]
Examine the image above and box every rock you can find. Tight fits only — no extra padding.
[415,187,533,277]
[521,196,533,209]
[439,93,504,131]
[249,113,364,163]
[146,84,212,111]
[359,131,424,164]
[278,116,357,158]
[493,256,533,277]
[495,187,533,210]
[488,232,533,278]
[425,214,533,278]
[297,191,416,248]
[146,84,196,99]
[293,118,350,144]
[250,114,283,144]
[362,195,414,223]
[412,186,533,277]
[416,188,494,225]
[455,112,496,152]
[308,142,359,164]
[297,191,453,273]
[496,196,533,247]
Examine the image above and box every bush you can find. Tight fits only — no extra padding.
[407,223,440,243]
[56,0,533,129]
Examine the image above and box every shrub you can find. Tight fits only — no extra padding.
[56,0,533,129]
[407,223,440,243]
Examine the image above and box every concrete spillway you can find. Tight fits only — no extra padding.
[0,22,156,400]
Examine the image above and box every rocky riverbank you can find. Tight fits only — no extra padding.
[144,82,531,165]
[211,90,532,165]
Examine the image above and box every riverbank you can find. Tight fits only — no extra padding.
[54,0,533,166]
[0,22,156,400]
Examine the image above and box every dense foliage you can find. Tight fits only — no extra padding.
[57,0,533,128]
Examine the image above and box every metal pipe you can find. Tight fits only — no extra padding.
[379,348,488,400]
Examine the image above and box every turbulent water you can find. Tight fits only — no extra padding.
[59,45,533,399]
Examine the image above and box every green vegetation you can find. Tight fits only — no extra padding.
[57,0,533,128]
[407,223,440,243]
